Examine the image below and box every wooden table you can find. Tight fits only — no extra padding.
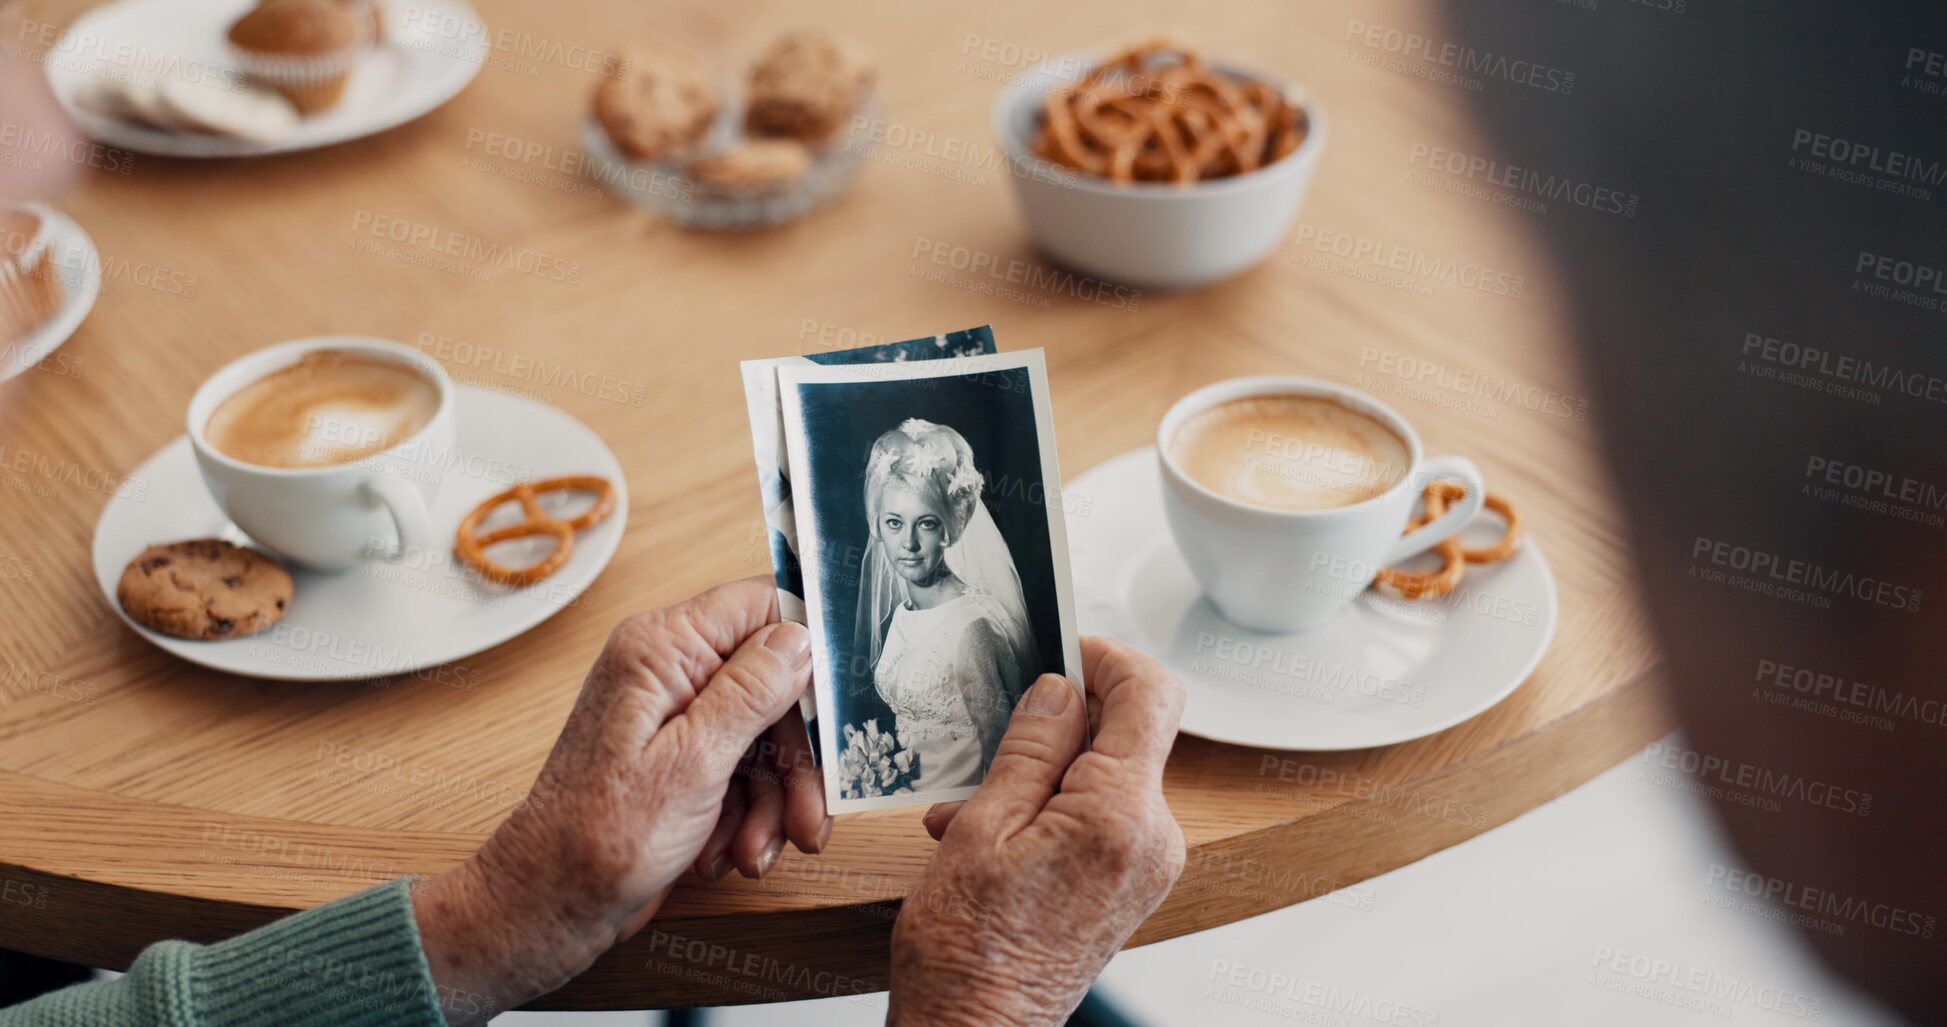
[0,0,1671,1009]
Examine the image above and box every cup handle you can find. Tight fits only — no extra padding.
[1383,455,1485,565]
[362,476,432,561]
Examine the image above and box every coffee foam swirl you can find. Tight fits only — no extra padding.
[205,350,439,469]
[1170,395,1409,511]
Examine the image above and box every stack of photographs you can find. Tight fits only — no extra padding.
[741,327,1084,813]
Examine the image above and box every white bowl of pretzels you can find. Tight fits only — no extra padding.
[991,41,1325,290]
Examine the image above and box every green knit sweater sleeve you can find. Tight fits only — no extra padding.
[0,878,449,1027]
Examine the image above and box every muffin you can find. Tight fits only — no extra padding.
[745,32,872,146]
[0,206,61,349]
[227,0,364,114]
[686,139,813,195]
[330,0,385,45]
[592,42,717,162]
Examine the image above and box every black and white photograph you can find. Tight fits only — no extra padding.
[779,350,1082,812]
[741,327,999,765]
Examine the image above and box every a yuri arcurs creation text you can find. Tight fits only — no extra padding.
[777,348,1083,812]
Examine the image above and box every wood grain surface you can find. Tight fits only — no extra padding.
[0,0,1672,1009]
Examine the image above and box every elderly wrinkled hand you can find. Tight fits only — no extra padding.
[888,636,1187,1027]
[412,577,828,1024]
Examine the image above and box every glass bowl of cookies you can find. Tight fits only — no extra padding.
[582,33,876,231]
[990,40,1325,289]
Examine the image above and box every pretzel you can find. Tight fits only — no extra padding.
[453,476,617,587]
[1032,41,1308,184]
[1413,481,1524,564]
[1375,537,1465,600]
[1372,481,1524,600]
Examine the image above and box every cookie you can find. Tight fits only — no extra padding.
[592,42,717,162]
[156,75,300,144]
[686,139,812,194]
[745,32,871,146]
[117,540,293,641]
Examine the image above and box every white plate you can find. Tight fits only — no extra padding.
[92,384,627,680]
[45,0,487,158]
[1,206,99,382]
[1066,448,1557,751]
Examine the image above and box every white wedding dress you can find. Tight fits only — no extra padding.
[872,591,1029,790]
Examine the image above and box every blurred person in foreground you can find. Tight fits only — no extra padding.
[1447,0,1946,1020]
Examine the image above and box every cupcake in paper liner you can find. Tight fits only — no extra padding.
[0,205,60,347]
[328,0,386,47]
[227,0,365,115]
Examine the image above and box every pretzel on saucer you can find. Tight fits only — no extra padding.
[1375,536,1465,600]
[1372,481,1524,600]
[454,476,616,586]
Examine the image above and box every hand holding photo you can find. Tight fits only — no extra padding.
[778,349,1083,813]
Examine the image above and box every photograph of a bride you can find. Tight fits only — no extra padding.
[777,351,1083,812]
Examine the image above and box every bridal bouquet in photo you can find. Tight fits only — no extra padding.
[837,718,919,799]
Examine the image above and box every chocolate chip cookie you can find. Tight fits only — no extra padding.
[117,539,293,640]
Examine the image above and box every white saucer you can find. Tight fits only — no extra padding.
[1,206,100,383]
[1066,448,1557,751]
[45,0,487,158]
[91,384,627,681]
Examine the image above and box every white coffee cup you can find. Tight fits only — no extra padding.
[1157,376,1485,633]
[186,336,455,571]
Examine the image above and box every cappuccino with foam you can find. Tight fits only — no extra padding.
[204,350,440,469]
[1168,395,1409,511]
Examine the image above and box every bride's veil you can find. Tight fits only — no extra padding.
[943,501,1039,704]
[851,423,1041,704]
[851,501,1039,704]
